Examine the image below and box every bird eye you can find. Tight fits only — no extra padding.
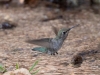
[62,31,66,34]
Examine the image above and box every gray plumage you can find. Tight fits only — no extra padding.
[26,24,79,55]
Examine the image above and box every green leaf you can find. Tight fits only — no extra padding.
[29,60,39,72]
[0,64,6,73]
[15,63,19,69]
[31,70,39,75]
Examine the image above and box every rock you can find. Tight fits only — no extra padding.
[3,68,31,75]
[0,15,17,30]
[3,71,14,75]
[71,55,83,68]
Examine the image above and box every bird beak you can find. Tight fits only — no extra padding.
[70,24,79,29]
[67,24,80,31]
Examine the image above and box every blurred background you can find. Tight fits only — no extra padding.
[0,0,100,75]
[0,0,100,11]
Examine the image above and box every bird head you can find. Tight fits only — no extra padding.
[56,24,79,40]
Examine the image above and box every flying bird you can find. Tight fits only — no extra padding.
[26,24,79,55]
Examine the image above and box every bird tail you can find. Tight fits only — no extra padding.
[32,47,47,53]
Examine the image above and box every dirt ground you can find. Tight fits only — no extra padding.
[0,6,100,75]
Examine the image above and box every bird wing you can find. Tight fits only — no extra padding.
[26,38,52,48]
[52,26,58,35]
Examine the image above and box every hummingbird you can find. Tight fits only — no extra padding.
[26,24,79,55]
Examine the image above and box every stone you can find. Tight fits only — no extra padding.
[3,68,31,75]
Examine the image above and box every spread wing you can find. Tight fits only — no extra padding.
[52,26,58,35]
[26,38,52,48]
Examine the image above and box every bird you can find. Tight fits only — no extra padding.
[26,24,79,55]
